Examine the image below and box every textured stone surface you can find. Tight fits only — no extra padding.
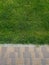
[0,45,49,65]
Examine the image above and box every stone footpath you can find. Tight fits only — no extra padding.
[0,45,49,65]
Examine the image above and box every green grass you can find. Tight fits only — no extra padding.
[0,0,49,44]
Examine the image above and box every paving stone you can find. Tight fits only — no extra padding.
[41,46,49,58]
[14,47,21,58]
[9,52,16,65]
[41,59,46,65]
[33,59,41,65]
[0,45,49,65]
[23,47,30,65]
[29,53,33,65]
[34,47,40,58]
[46,59,49,65]
[0,47,7,65]
[29,47,35,58]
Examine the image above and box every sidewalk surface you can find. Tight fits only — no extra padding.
[0,44,49,65]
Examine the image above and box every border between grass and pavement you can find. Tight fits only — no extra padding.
[0,44,49,47]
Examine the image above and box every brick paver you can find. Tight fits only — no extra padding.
[0,45,49,65]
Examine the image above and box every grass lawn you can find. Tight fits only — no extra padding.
[0,0,49,44]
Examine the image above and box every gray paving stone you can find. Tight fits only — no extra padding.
[1,57,7,65]
[17,47,21,58]
[14,47,21,58]
[41,59,46,65]
[23,47,30,65]
[1,47,7,58]
[0,47,7,65]
[41,46,49,58]
[24,47,30,58]
[34,47,39,58]
[29,53,33,65]
[9,52,16,65]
